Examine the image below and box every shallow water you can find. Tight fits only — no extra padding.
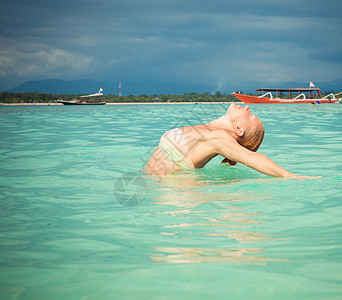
[0,103,341,299]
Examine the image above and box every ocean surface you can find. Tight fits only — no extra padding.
[0,103,341,299]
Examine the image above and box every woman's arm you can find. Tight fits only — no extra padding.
[214,131,318,179]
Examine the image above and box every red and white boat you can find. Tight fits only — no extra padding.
[232,83,340,104]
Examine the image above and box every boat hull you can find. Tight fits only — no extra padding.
[232,93,339,104]
[57,100,106,105]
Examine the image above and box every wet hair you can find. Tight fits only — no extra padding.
[221,124,265,165]
[237,124,265,152]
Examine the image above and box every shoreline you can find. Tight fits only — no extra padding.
[1,102,235,106]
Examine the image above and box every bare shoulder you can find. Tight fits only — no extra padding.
[181,126,236,150]
[210,129,246,157]
[183,126,231,138]
[180,125,215,140]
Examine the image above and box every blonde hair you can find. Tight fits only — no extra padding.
[237,124,265,152]
[221,124,265,165]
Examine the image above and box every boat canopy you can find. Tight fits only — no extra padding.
[255,87,322,98]
[77,92,103,99]
[255,87,321,93]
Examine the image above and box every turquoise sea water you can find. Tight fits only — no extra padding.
[0,103,341,299]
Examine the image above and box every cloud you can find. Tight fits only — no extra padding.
[0,39,93,78]
[0,0,341,90]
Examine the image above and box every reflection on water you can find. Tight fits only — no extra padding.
[205,230,277,243]
[151,247,287,265]
[148,171,284,264]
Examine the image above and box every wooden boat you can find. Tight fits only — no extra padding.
[57,89,106,105]
[232,83,340,104]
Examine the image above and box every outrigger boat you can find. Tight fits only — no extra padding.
[232,83,340,104]
[57,88,106,105]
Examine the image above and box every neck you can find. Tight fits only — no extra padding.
[206,117,235,135]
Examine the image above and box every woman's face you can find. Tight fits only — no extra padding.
[228,103,263,131]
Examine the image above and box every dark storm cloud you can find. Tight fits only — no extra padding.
[0,0,341,90]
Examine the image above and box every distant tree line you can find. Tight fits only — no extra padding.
[0,90,337,104]
[0,92,74,103]
[0,91,239,103]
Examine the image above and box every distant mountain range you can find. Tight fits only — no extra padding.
[6,78,342,95]
[7,79,214,95]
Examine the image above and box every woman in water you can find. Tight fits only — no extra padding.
[145,103,317,179]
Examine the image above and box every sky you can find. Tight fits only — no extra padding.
[0,0,341,91]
